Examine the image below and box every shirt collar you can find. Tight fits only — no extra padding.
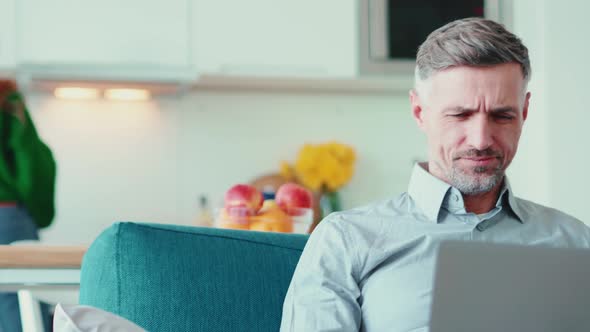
[407,162,524,223]
[500,177,525,223]
[407,162,452,223]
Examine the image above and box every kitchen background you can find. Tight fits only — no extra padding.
[1,0,588,244]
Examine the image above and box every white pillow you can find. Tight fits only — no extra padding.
[53,303,146,332]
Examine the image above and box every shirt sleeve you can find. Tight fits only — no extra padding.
[280,215,362,331]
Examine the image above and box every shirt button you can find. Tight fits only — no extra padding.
[453,195,460,202]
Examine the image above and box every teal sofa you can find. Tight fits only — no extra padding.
[79,222,308,331]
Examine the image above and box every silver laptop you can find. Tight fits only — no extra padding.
[430,241,590,332]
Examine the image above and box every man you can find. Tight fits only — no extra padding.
[280,18,590,332]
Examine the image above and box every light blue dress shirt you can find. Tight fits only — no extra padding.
[280,163,590,332]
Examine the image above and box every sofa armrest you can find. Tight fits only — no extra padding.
[80,222,308,331]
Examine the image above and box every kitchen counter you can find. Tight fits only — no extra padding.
[0,245,86,301]
[0,245,87,330]
[0,245,86,268]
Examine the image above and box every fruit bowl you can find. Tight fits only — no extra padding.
[283,207,314,234]
[219,182,314,234]
[215,204,313,234]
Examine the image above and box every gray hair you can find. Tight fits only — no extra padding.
[415,17,531,90]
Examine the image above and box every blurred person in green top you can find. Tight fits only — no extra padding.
[0,80,56,332]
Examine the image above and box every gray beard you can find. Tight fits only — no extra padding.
[448,164,504,195]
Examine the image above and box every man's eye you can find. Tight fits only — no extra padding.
[450,113,469,118]
[494,114,514,120]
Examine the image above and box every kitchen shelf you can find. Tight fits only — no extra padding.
[193,74,414,95]
[5,69,415,96]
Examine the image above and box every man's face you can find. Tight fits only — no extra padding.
[411,63,530,195]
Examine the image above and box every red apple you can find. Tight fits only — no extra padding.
[276,183,313,215]
[224,184,264,216]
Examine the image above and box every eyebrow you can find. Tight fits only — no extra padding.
[443,106,518,113]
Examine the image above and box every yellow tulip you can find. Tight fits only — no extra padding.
[281,141,356,193]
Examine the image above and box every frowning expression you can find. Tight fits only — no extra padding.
[411,63,530,194]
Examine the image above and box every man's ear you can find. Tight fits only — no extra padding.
[522,91,531,121]
[410,89,426,130]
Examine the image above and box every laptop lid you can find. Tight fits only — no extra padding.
[429,241,590,332]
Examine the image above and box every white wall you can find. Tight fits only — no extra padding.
[29,89,424,244]
[543,1,590,223]
[510,0,590,223]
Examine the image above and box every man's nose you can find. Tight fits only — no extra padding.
[466,116,494,151]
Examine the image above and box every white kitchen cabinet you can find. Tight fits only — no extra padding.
[16,0,192,68]
[192,0,358,78]
[0,0,16,70]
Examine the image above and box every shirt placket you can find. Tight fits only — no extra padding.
[444,190,505,236]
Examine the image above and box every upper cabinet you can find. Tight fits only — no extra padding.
[12,0,360,82]
[16,0,192,68]
[192,0,358,78]
[0,0,16,70]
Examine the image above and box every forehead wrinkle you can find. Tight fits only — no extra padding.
[443,105,518,113]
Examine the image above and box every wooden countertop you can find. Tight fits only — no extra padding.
[0,245,87,268]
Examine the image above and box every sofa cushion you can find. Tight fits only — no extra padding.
[79,222,308,331]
